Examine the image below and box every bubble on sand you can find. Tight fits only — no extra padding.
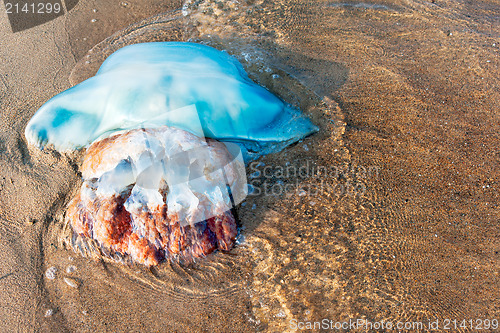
[66,265,77,274]
[45,266,57,280]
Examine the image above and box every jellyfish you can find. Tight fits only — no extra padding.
[25,42,318,265]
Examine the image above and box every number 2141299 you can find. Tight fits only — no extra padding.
[5,2,62,14]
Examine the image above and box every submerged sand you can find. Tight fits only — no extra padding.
[0,0,498,331]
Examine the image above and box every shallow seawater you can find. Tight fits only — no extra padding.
[34,0,499,331]
[44,9,344,330]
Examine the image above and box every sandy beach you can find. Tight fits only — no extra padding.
[0,0,498,331]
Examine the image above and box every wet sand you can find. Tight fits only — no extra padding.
[0,0,498,331]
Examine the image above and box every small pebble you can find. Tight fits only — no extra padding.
[45,266,57,280]
[45,309,53,317]
[64,277,78,288]
[90,18,97,23]
[66,265,77,274]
